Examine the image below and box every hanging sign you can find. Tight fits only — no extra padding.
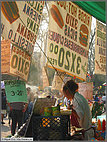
[1,40,11,74]
[10,44,31,81]
[1,1,45,56]
[95,20,106,75]
[4,80,27,103]
[47,1,92,81]
[78,82,93,100]
[52,71,65,91]
[42,67,49,89]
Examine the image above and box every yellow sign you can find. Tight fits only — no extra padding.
[10,45,31,81]
[1,1,45,56]
[47,1,92,81]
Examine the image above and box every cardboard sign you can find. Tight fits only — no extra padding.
[78,82,93,100]
[52,71,65,91]
[47,1,92,81]
[42,67,49,89]
[1,40,11,74]
[1,1,45,56]
[4,80,27,103]
[10,44,31,81]
[33,98,56,115]
[95,20,106,75]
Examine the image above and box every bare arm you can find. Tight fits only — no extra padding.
[7,102,12,111]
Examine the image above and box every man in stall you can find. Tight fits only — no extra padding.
[63,79,94,140]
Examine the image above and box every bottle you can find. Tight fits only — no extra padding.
[102,119,106,131]
[97,119,102,131]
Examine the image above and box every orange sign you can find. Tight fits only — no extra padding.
[1,40,11,74]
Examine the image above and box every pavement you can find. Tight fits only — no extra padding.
[1,117,11,138]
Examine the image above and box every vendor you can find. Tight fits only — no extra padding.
[62,79,94,140]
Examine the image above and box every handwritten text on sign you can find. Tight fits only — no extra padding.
[4,80,27,103]
[1,1,44,56]
[95,20,106,75]
[10,45,31,81]
[47,1,92,80]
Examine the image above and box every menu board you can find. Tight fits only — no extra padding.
[47,1,92,81]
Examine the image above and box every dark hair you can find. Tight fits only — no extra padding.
[46,95,51,98]
[63,79,78,95]
[27,87,31,91]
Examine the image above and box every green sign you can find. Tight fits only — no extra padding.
[4,80,27,103]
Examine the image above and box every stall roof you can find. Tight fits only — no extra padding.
[73,1,106,24]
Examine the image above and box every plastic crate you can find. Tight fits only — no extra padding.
[32,115,70,140]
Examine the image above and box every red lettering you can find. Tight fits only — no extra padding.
[66,13,78,30]
[78,10,90,26]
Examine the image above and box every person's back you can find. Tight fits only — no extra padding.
[73,92,94,139]
[73,92,92,129]
[8,102,28,135]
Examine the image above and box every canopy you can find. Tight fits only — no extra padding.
[73,1,106,24]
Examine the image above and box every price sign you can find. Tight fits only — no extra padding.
[4,80,27,103]
[47,1,92,80]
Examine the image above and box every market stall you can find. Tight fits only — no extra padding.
[14,98,72,140]
[1,1,106,141]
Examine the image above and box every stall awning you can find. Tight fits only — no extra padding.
[73,1,106,24]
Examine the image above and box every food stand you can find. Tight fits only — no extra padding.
[27,98,71,140]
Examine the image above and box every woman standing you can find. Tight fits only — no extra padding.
[1,89,6,124]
